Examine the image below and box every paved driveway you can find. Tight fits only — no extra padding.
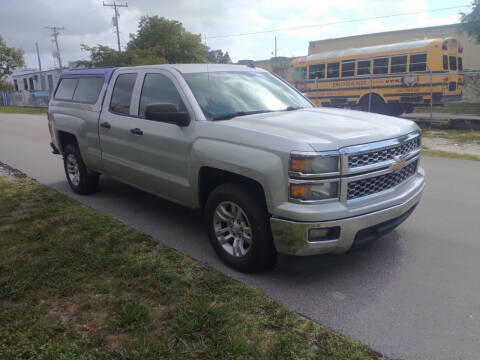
[1,113,479,360]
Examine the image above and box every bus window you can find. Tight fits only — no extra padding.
[391,55,407,73]
[410,53,427,72]
[449,56,457,71]
[293,67,307,82]
[443,55,448,70]
[341,61,354,77]
[458,57,463,71]
[309,64,325,79]
[327,62,339,78]
[357,59,371,75]
[373,58,388,74]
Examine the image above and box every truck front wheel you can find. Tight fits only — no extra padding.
[63,144,99,195]
[205,183,275,273]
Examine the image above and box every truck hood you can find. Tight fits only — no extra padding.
[220,107,419,151]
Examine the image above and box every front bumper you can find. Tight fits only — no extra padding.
[270,177,424,256]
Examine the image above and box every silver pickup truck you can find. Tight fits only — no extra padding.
[48,64,425,272]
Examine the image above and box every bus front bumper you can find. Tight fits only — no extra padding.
[440,95,462,103]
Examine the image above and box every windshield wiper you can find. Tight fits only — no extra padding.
[283,106,303,111]
[212,110,274,121]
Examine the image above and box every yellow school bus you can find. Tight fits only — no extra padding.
[292,38,463,116]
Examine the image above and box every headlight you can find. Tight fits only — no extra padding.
[290,181,339,201]
[290,152,339,175]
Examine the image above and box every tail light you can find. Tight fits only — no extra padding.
[458,77,463,84]
[443,77,449,83]
[47,112,53,137]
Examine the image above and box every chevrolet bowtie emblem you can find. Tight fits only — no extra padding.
[391,156,406,171]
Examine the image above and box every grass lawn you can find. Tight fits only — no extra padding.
[0,174,383,360]
[414,103,480,116]
[0,106,47,115]
[422,129,480,144]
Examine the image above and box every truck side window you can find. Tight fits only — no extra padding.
[54,78,78,100]
[138,73,185,118]
[72,77,104,104]
[110,73,137,115]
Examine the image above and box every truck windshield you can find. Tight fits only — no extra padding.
[182,71,313,120]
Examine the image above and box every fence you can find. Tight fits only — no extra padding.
[300,70,480,129]
[1,90,51,108]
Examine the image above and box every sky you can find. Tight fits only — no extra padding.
[0,0,471,70]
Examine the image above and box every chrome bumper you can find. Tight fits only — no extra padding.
[270,179,424,256]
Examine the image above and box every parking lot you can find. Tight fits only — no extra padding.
[1,112,479,360]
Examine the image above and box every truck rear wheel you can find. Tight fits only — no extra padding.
[205,183,275,273]
[63,144,99,195]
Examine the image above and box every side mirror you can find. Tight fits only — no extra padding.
[145,103,191,127]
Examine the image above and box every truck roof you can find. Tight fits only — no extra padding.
[60,67,117,83]
[63,64,263,76]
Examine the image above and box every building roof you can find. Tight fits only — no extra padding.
[301,38,440,63]
[309,23,459,47]
[12,68,61,77]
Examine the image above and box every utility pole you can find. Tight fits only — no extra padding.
[45,26,64,70]
[103,1,128,52]
[35,42,44,90]
[274,36,277,57]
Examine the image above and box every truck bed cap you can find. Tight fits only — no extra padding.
[60,67,117,83]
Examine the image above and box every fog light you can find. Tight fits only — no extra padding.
[308,227,340,242]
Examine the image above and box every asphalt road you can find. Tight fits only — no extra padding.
[1,113,479,360]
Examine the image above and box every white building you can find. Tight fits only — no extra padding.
[9,67,62,94]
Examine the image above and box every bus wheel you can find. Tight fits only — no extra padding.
[386,104,404,117]
[404,104,414,113]
[359,94,386,115]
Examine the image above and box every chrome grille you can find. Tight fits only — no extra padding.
[348,136,420,168]
[347,160,418,200]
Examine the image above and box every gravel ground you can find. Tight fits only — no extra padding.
[422,137,480,157]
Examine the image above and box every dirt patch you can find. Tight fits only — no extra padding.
[0,161,26,180]
[423,137,480,157]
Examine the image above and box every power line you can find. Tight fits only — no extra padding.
[45,26,64,70]
[207,4,471,39]
[103,1,128,52]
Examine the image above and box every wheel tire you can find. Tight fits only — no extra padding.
[63,143,99,195]
[359,94,386,114]
[404,104,414,114]
[386,104,404,117]
[205,182,275,273]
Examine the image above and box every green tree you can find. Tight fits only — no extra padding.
[0,35,24,89]
[127,16,207,64]
[75,16,232,67]
[460,1,480,43]
[73,44,132,68]
[206,48,232,64]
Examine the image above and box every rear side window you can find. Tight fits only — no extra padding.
[139,73,185,118]
[458,57,463,71]
[72,77,104,103]
[110,73,137,115]
[373,58,388,74]
[293,67,307,81]
[55,78,78,100]
[410,53,427,72]
[341,61,354,77]
[357,59,371,75]
[309,63,325,79]
[391,55,407,73]
[327,62,339,78]
[449,56,457,71]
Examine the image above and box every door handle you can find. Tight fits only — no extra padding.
[130,128,143,136]
[100,122,111,129]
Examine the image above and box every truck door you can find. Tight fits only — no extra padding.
[99,69,195,206]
